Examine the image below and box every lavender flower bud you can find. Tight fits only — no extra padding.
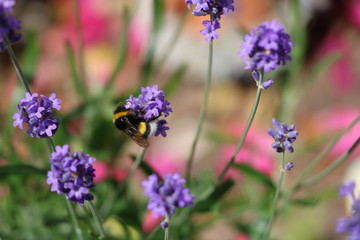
[142,173,195,220]
[186,0,234,41]
[46,145,96,205]
[0,2,21,50]
[336,181,360,239]
[13,92,62,138]
[239,20,293,73]
[267,118,299,153]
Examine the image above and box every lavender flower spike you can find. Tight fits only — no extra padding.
[142,173,195,223]
[336,181,360,239]
[13,92,62,138]
[0,1,21,50]
[186,0,234,41]
[267,118,299,153]
[124,85,172,137]
[46,145,96,205]
[239,19,293,73]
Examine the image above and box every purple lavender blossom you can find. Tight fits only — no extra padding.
[239,20,293,73]
[46,145,96,205]
[186,0,234,41]
[336,181,360,239]
[261,78,274,89]
[0,2,21,51]
[125,85,172,137]
[13,92,62,138]
[267,118,299,153]
[284,162,294,171]
[142,173,195,220]
[0,0,15,12]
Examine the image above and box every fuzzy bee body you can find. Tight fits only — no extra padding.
[113,105,158,148]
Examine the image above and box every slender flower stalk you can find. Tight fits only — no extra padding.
[164,215,170,240]
[123,147,147,188]
[73,0,86,84]
[4,38,31,93]
[263,152,286,239]
[65,195,85,240]
[186,39,213,184]
[217,70,264,185]
[87,201,106,239]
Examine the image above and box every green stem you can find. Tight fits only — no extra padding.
[295,115,360,186]
[65,196,84,240]
[263,152,286,240]
[73,0,86,85]
[126,147,147,183]
[5,38,84,240]
[300,137,360,189]
[164,215,170,240]
[5,38,32,93]
[185,39,213,184]
[87,201,106,239]
[217,70,264,185]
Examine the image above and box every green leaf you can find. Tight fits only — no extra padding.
[102,7,131,99]
[232,163,275,191]
[153,0,164,33]
[22,31,39,84]
[0,164,47,179]
[289,197,319,207]
[307,52,341,83]
[194,179,235,212]
[163,64,187,96]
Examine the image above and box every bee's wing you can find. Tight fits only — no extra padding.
[122,118,150,148]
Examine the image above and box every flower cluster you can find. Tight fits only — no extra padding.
[239,20,293,73]
[0,0,21,51]
[336,181,360,239]
[186,0,234,42]
[0,0,15,12]
[267,118,299,153]
[46,145,96,205]
[125,85,172,137]
[142,173,195,227]
[13,92,62,138]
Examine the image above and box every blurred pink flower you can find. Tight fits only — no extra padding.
[141,210,162,235]
[146,151,184,177]
[216,122,275,180]
[93,161,110,183]
[93,161,127,183]
[316,30,356,94]
[235,234,250,240]
[113,169,127,183]
[345,0,360,31]
[316,108,360,159]
[128,19,150,59]
[62,0,110,46]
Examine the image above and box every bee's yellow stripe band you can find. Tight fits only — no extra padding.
[138,122,147,134]
[113,111,129,123]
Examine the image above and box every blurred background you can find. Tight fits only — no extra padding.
[0,0,359,239]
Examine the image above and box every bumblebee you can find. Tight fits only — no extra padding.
[113,104,158,148]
